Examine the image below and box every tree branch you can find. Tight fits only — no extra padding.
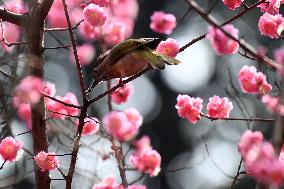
[0,8,25,26]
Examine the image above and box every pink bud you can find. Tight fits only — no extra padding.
[156,38,179,58]
[206,96,233,119]
[34,151,60,172]
[222,0,244,10]
[83,3,107,26]
[238,65,272,94]
[206,24,239,55]
[0,137,23,163]
[175,94,203,124]
[258,13,284,39]
[150,11,176,35]
[111,80,134,104]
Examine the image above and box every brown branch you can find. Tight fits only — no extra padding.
[0,8,25,26]
[179,0,266,52]
[43,94,82,109]
[44,45,70,51]
[38,0,54,22]
[200,113,275,122]
[44,19,84,32]
[61,0,89,188]
[185,0,279,70]
[88,67,151,105]
[230,158,243,189]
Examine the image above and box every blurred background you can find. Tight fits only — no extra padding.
[0,0,283,188]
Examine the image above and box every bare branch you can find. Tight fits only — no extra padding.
[0,8,25,26]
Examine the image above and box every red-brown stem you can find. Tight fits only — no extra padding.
[200,113,275,122]
[61,0,88,188]
[107,80,128,187]
[185,0,279,70]
[179,0,265,52]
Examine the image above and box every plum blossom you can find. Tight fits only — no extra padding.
[150,11,176,35]
[78,21,101,40]
[155,38,179,58]
[46,92,79,119]
[17,104,32,129]
[0,22,21,52]
[238,65,272,94]
[102,20,126,46]
[222,0,244,10]
[90,0,110,7]
[262,95,284,115]
[207,96,233,118]
[175,94,203,124]
[70,43,95,65]
[206,24,239,55]
[111,80,134,104]
[92,176,123,189]
[34,151,60,172]
[258,13,284,39]
[83,3,107,26]
[258,0,283,15]
[0,137,23,163]
[274,47,284,75]
[13,76,44,107]
[76,117,100,136]
[103,108,142,141]
[130,136,161,177]
[238,131,284,187]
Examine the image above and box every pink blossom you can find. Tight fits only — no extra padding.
[238,65,272,94]
[127,186,146,189]
[17,104,32,129]
[111,80,134,104]
[206,24,239,55]
[238,130,263,157]
[76,117,100,136]
[133,136,152,155]
[222,0,244,10]
[13,76,44,107]
[70,44,95,65]
[0,137,23,163]
[90,0,110,7]
[83,3,107,27]
[34,151,60,172]
[130,149,161,177]
[124,108,143,129]
[155,38,179,58]
[258,0,282,15]
[261,95,284,116]
[111,0,139,19]
[258,13,284,39]
[46,92,79,119]
[78,21,101,40]
[175,94,203,124]
[273,47,284,75]
[92,176,123,189]
[102,20,126,46]
[150,11,177,35]
[44,82,56,97]
[0,22,21,52]
[103,110,141,141]
[206,96,233,119]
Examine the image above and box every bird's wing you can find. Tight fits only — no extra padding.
[137,47,181,69]
[103,38,161,66]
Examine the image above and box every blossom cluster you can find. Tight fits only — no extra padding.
[130,136,161,177]
[34,151,60,172]
[103,108,142,141]
[175,94,233,124]
[239,130,284,187]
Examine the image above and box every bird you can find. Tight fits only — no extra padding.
[86,38,180,93]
